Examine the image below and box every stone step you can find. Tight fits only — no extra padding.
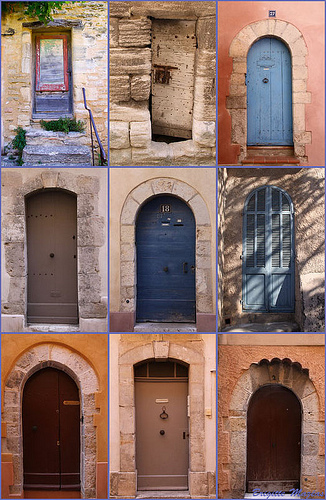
[134,323,197,332]
[221,322,299,332]
[136,492,191,499]
[242,156,300,165]
[25,128,89,146]
[22,144,92,166]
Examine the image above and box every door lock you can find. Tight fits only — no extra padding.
[57,440,60,446]
[163,266,168,272]
[263,78,269,83]
[183,262,188,273]
[50,253,54,258]
[160,430,165,435]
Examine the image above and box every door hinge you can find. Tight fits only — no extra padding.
[240,299,243,305]
[245,73,248,86]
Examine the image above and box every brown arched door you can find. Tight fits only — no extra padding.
[247,384,301,492]
[26,189,78,324]
[23,368,80,490]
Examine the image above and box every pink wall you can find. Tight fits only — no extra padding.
[218,1,325,166]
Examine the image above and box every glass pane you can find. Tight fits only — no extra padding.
[272,188,280,211]
[149,361,174,377]
[39,39,64,85]
[176,363,188,377]
[272,214,280,267]
[257,189,265,211]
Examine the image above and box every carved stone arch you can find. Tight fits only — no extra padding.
[119,177,213,323]
[228,358,320,498]
[2,343,100,498]
[227,19,311,163]
[116,340,207,497]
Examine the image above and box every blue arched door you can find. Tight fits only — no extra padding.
[242,186,294,312]
[136,195,196,322]
[247,37,293,145]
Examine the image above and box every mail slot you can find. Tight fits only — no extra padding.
[63,400,80,405]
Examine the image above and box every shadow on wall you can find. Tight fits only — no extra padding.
[221,168,325,331]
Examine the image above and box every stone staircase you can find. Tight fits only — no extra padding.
[22,128,92,166]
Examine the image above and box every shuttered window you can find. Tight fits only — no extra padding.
[243,186,294,312]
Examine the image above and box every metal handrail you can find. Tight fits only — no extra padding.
[82,88,106,166]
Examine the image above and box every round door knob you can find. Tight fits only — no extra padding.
[160,430,165,435]
[163,267,168,272]
[263,78,269,83]
[50,253,54,258]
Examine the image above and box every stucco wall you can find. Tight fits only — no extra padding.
[218,335,325,499]
[220,167,325,331]
[217,168,227,329]
[218,1,325,166]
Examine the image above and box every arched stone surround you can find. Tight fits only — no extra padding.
[119,177,213,330]
[1,169,107,332]
[228,358,322,498]
[226,19,311,164]
[110,340,214,498]
[2,343,100,498]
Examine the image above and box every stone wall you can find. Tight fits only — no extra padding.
[1,2,107,153]
[221,168,325,332]
[109,1,216,166]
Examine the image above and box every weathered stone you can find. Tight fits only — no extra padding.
[293,92,312,104]
[303,434,319,456]
[193,119,216,147]
[79,274,101,302]
[196,17,216,51]
[188,194,210,226]
[130,121,151,147]
[130,74,151,101]
[4,243,25,277]
[109,147,132,166]
[109,17,119,48]
[132,141,172,164]
[78,246,99,274]
[170,139,213,162]
[129,181,153,205]
[153,340,169,359]
[110,102,150,122]
[110,121,130,149]
[78,217,105,247]
[119,18,151,47]
[109,471,136,497]
[110,47,151,76]
[22,145,92,166]
[2,216,25,243]
[121,197,140,225]
[109,76,130,102]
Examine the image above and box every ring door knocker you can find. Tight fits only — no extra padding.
[159,406,168,436]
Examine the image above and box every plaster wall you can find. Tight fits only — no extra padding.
[220,168,325,332]
[217,168,227,330]
[218,1,325,166]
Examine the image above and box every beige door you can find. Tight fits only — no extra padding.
[152,19,196,139]
[135,374,189,490]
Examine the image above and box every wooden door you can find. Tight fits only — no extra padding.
[26,189,78,324]
[247,385,301,492]
[23,368,80,490]
[136,195,195,322]
[242,186,294,312]
[135,361,189,490]
[247,37,293,145]
[151,19,196,139]
[34,33,73,118]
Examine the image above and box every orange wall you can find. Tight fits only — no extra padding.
[218,1,325,165]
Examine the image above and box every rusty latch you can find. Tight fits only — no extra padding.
[153,64,178,84]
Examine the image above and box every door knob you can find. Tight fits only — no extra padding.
[263,78,269,83]
[163,266,168,272]
[50,253,54,258]
[160,430,165,435]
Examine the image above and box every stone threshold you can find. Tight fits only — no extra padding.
[221,322,299,332]
[242,156,300,165]
[136,491,191,499]
[134,323,197,332]
[25,323,80,332]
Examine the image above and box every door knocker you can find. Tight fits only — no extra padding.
[160,406,168,419]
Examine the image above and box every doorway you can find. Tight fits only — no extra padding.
[23,367,80,491]
[33,32,73,118]
[151,19,196,140]
[247,384,301,492]
[135,360,189,490]
[242,185,294,312]
[136,195,196,322]
[247,37,293,146]
[26,189,78,324]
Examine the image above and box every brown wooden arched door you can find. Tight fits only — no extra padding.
[26,189,78,324]
[23,368,80,490]
[247,384,301,492]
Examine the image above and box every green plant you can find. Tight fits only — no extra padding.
[11,126,26,165]
[2,2,72,24]
[40,117,85,134]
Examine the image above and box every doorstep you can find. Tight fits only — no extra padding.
[134,323,197,332]
[242,146,300,165]
[136,491,191,499]
[221,322,299,332]
[24,323,80,332]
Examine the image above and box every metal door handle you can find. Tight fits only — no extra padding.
[160,430,165,435]
[183,262,188,273]
[50,253,54,258]
[263,78,269,83]
[191,265,195,273]
[163,266,168,272]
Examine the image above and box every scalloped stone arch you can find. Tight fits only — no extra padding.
[119,177,213,324]
[227,19,311,164]
[228,358,320,498]
[113,340,208,497]
[2,343,100,498]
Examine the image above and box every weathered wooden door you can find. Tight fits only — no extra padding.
[135,361,189,490]
[26,189,78,324]
[247,37,293,145]
[247,385,301,492]
[23,368,80,490]
[136,195,196,322]
[242,186,294,312]
[151,19,196,139]
[34,33,73,118]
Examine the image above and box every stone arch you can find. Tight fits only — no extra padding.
[115,340,207,497]
[227,19,311,163]
[119,177,213,322]
[2,343,100,498]
[228,358,320,498]
[1,169,106,331]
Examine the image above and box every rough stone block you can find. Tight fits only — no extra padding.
[78,217,105,247]
[130,74,151,101]
[130,120,151,147]
[110,102,150,122]
[119,18,151,47]
[110,121,130,149]
[110,47,151,76]
[153,341,169,359]
[172,181,197,202]
[4,243,25,277]
[189,471,208,497]
[109,147,132,166]
[196,17,216,50]
[109,472,136,497]
[195,50,216,78]
[109,76,130,102]
[132,141,171,165]
[303,434,319,456]
[121,197,140,225]
[193,119,216,147]
[170,140,213,163]
[293,92,312,104]
[130,180,153,205]
[188,194,210,226]
[2,216,25,243]
[109,17,119,48]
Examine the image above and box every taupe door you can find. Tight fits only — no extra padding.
[152,19,196,139]
[135,361,189,490]
[26,189,78,324]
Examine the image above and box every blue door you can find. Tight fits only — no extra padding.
[243,186,294,312]
[247,37,293,145]
[136,196,195,322]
